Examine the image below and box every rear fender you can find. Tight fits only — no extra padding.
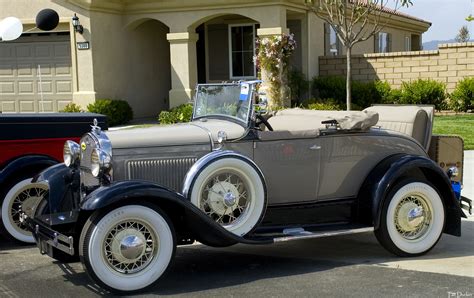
[358,154,462,236]
[0,155,58,191]
[80,180,270,247]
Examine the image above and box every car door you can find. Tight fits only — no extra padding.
[253,137,321,205]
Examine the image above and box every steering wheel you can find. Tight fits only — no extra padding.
[256,114,274,131]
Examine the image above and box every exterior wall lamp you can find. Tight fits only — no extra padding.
[72,13,83,34]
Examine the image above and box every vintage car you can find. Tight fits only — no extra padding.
[24,81,471,294]
[0,113,107,243]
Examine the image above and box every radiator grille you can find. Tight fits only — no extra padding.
[127,157,197,192]
[79,133,100,191]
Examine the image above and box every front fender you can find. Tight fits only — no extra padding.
[0,155,57,187]
[80,180,270,247]
[33,163,79,213]
[358,154,462,236]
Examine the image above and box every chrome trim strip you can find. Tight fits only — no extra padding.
[182,150,266,198]
[273,227,374,243]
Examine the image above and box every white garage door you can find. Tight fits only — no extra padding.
[0,33,73,113]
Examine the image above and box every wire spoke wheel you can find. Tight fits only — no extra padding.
[103,220,158,274]
[200,170,251,229]
[394,195,432,240]
[2,178,48,242]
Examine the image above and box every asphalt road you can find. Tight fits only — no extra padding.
[0,218,472,297]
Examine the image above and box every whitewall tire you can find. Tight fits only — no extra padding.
[1,178,48,243]
[189,157,266,237]
[80,204,176,293]
[375,180,445,256]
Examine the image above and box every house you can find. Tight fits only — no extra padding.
[0,0,430,118]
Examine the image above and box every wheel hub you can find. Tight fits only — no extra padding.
[110,229,147,263]
[397,202,424,231]
[208,181,240,216]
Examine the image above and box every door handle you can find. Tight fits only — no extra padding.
[310,145,321,150]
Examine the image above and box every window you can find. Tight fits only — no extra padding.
[377,32,391,53]
[405,36,411,51]
[325,23,341,55]
[229,24,256,79]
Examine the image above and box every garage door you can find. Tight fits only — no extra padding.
[0,33,73,113]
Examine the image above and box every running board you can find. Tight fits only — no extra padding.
[273,226,374,243]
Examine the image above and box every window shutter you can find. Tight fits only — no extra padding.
[324,23,330,55]
[374,33,380,53]
[387,33,392,52]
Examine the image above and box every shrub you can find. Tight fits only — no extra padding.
[87,99,133,127]
[311,76,346,104]
[158,103,193,124]
[60,103,82,113]
[289,70,309,106]
[449,77,474,112]
[399,79,447,111]
[306,98,343,110]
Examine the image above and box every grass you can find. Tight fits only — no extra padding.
[433,114,474,150]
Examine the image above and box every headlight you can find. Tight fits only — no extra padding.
[63,141,80,167]
[91,148,112,177]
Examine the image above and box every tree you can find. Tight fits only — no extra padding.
[455,25,470,43]
[306,0,412,110]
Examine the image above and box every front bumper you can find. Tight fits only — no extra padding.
[23,213,77,257]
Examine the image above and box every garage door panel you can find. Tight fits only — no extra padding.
[0,35,72,112]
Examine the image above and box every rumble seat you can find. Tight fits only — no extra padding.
[363,105,434,150]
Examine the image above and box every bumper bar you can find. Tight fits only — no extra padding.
[24,216,75,256]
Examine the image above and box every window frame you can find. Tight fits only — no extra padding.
[228,23,257,80]
[377,32,391,53]
[405,36,411,51]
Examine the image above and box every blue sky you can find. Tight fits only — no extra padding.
[398,0,474,41]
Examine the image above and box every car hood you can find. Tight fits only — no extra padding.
[106,119,246,149]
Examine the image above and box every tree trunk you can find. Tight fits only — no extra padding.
[346,46,352,111]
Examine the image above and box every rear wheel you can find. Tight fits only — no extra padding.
[375,179,445,256]
[79,204,176,294]
[1,178,47,243]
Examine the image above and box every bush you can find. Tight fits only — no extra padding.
[60,103,82,113]
[306,98,343,110]
[399,79,447,111]
[87,99,133,127]
[158,104,193,124]
[449,77,474,112]
[311,76,346,104]
[289,70,309,106]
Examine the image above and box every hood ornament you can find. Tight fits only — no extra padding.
[91,118,101,135]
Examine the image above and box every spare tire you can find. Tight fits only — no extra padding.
[188,156,266,236]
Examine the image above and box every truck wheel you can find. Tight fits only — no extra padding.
[1,178,48,243]
[79,204,176,294]
[375,179,445,257]
[189,157,266,236]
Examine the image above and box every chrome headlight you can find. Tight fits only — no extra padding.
[63,141,80,167]
[91,148,112,177]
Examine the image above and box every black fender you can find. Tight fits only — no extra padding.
[32,163,79,214]
[358,154,462,236]
[80,180,271,247]
[0,155,58,199]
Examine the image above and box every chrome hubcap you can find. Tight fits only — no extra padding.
[104,221,157,274]
[395,195,431,240]
[201,171,250,227]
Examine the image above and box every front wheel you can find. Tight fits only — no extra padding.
[375,179,445,257]
[79,204,176,294]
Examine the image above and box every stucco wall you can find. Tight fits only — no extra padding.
[319,42,474,92]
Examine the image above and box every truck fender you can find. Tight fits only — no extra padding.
[358,154,462,236]
[80,180,271,247]
[0,155,58,188]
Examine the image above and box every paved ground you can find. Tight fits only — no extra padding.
[0,152,472,297]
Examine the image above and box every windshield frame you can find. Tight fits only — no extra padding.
[192,81,259,127]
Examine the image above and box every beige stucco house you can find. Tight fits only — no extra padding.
[0,0,430,118]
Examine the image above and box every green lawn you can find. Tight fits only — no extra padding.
[433,114,474,150]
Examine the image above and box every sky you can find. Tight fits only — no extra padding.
[397,0,474,42]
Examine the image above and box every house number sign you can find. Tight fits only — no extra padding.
[77,41,90,50]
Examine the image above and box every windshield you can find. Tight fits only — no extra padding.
[193,83,254,124]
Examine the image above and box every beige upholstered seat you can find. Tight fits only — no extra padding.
[267,108,379,132]
[364,105,434,149]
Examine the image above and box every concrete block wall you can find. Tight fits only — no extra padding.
[319,42,474,92]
